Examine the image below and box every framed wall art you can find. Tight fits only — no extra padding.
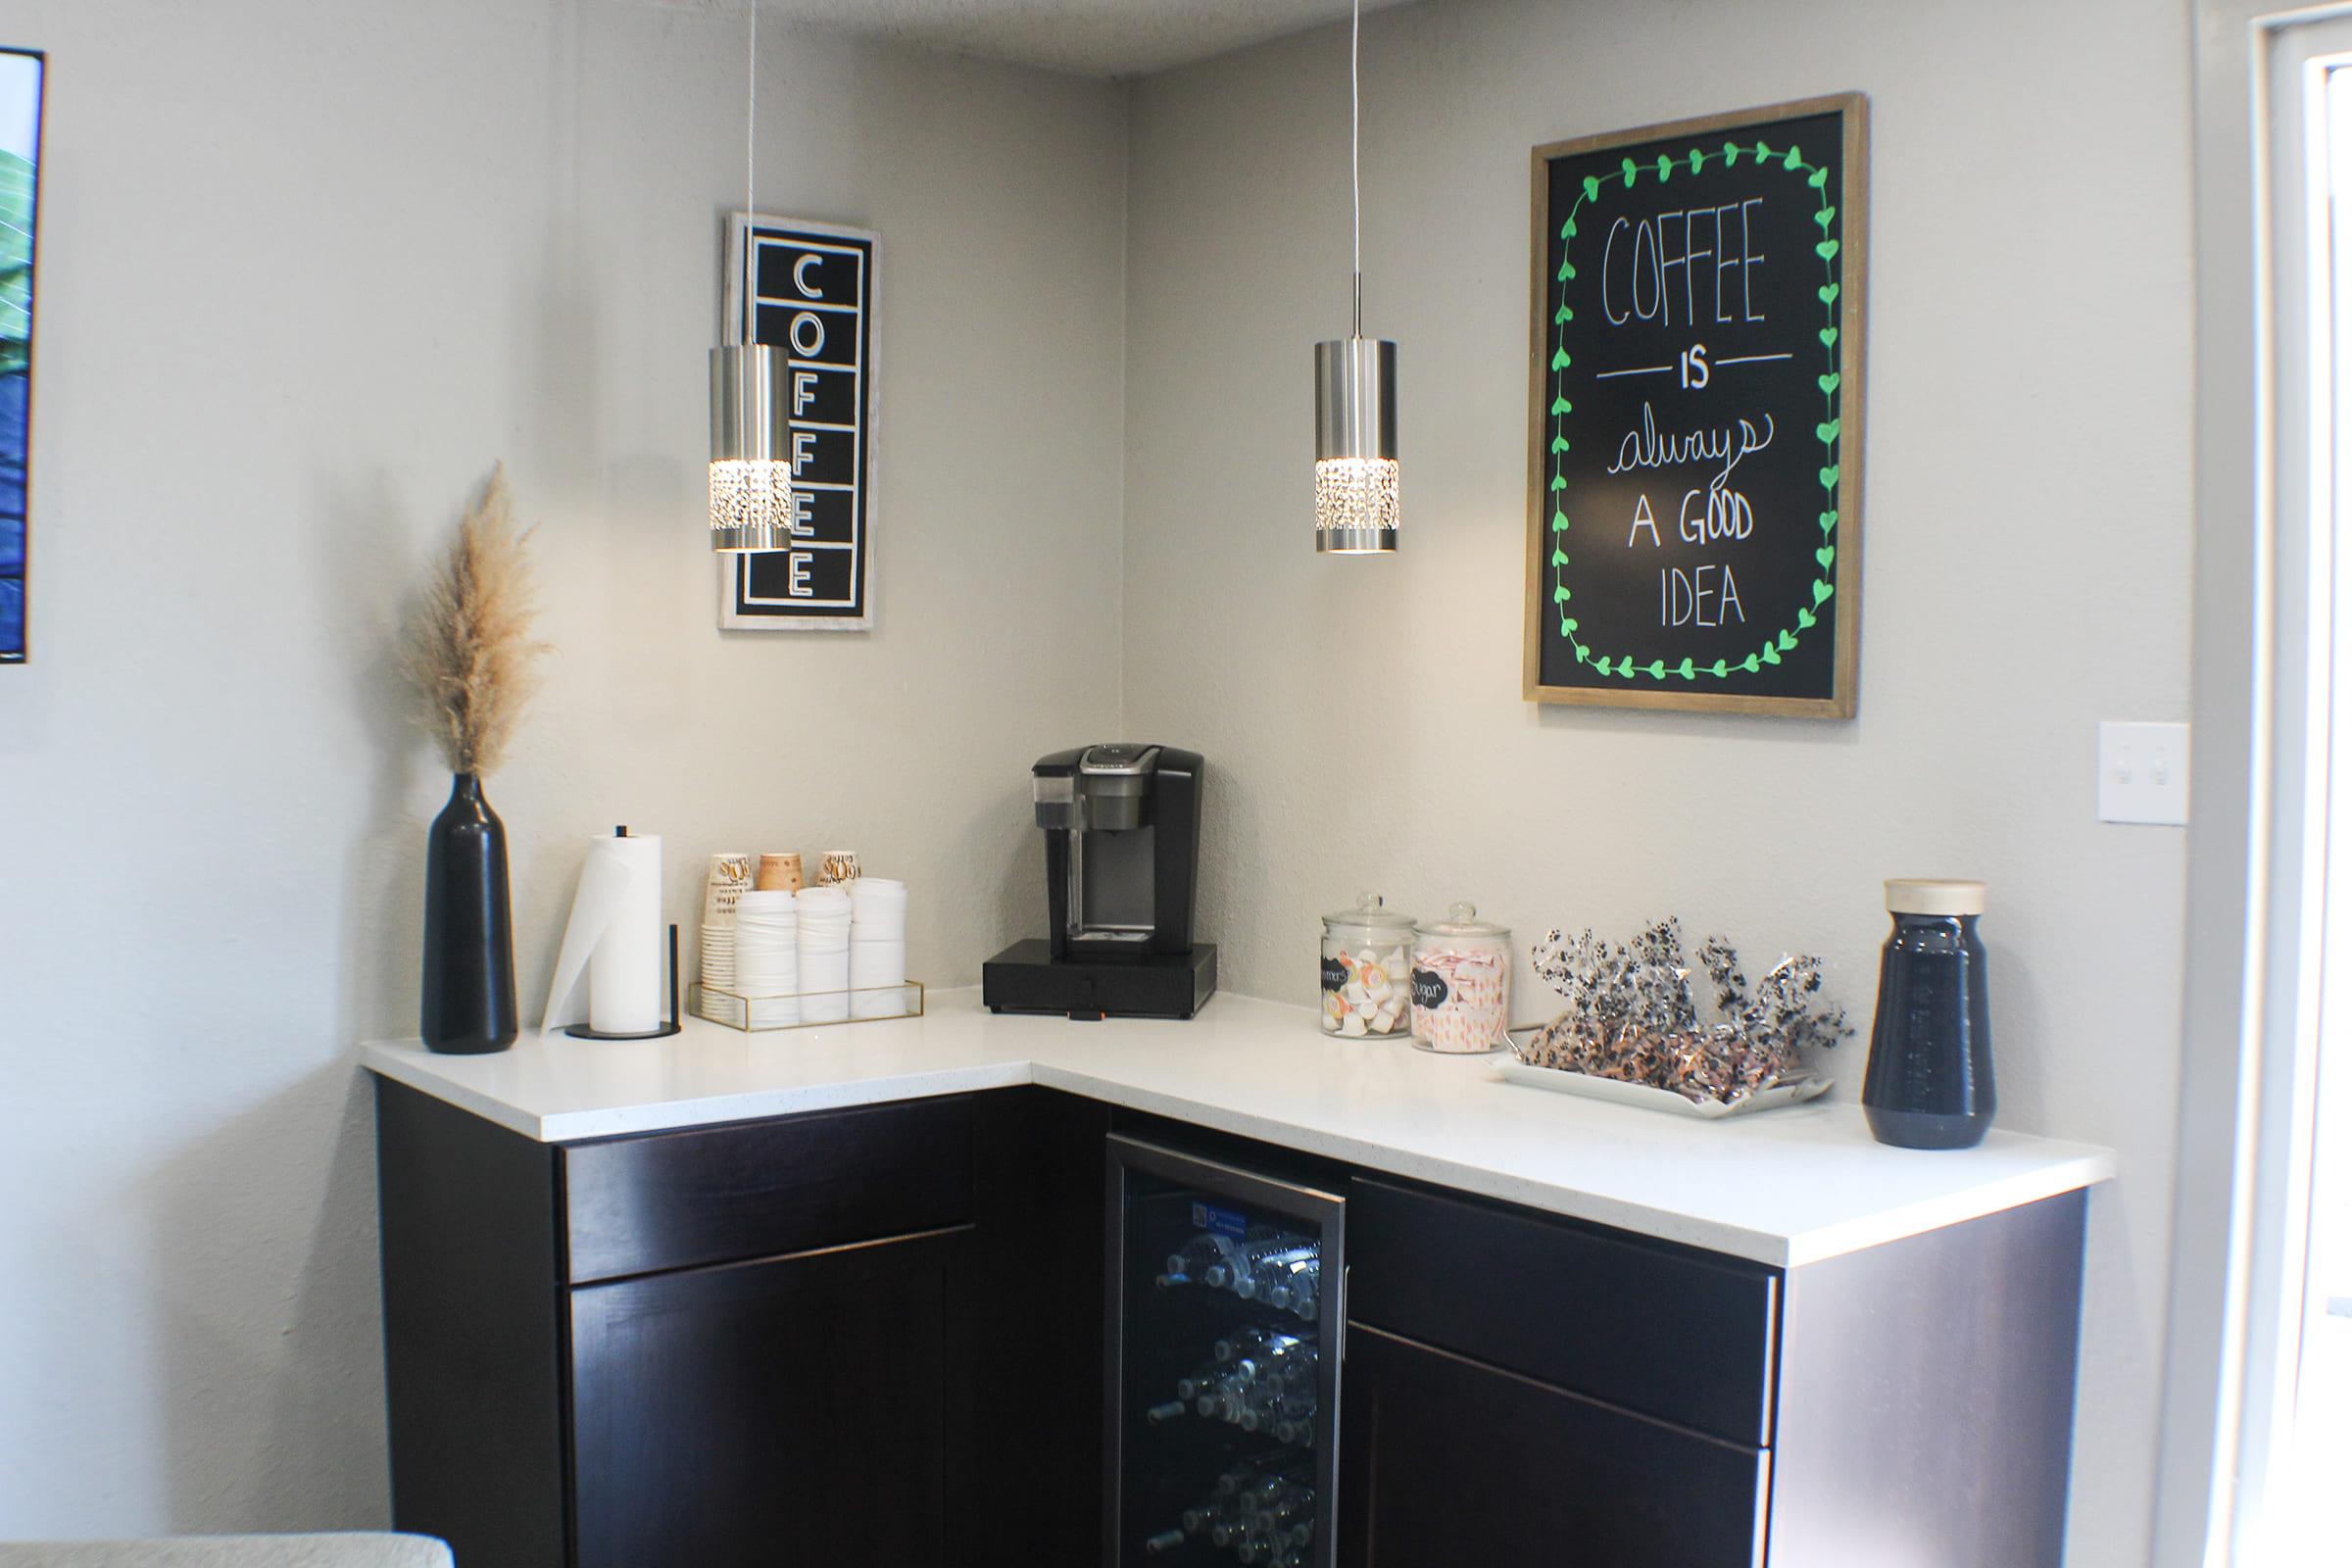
[717,212,879,633]
[1,47,43,664]
[1524,93,1867,716]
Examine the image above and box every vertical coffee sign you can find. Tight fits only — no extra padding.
[1523,96,1866,715]
[720,215,878,631]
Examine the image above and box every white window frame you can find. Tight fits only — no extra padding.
[2165,6,2352,1563]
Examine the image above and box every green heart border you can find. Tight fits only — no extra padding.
[1547,137,1842,685]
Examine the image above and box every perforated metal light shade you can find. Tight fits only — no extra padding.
[1313,336,1398,553]
[709,344,799,553]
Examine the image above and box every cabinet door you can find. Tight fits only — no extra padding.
[570,1227,973,1568]
[1338,1325,1768,1568]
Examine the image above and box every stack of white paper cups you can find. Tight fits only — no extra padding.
[796,885,853,1023]
[733,890,800,1027]
[701,853,755,993]
[848,877,908,1018]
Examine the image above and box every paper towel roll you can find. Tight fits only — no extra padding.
[542,831,664,1036]
[591,834,662,1032]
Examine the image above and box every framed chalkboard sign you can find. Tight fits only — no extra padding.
[1524,94,1866,716]
[718,212,879,632]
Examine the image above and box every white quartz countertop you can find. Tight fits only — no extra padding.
[360,989,2115,1268]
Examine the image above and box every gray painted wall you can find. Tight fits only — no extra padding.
[1120,2,2190,1564]
[0,0,2199,1558]
[0,0,1126,1536]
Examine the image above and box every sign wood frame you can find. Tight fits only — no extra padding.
[1523,94,1867,716]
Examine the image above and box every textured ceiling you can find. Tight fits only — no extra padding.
[662,0,1417,78]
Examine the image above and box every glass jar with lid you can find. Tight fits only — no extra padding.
[1320,893,1417,1037]
[1409,902,1512,1054]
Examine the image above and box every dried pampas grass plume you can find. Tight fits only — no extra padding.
[407,465,548,777]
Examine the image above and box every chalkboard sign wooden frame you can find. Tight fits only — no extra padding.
[1523,94,1867,716]
[717,212,880,633]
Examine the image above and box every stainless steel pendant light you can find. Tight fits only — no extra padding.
[1313,0,1398,554]
[710,343,794,553]
[710,1,796,553]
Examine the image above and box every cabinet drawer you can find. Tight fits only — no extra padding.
[1339,1324,1768,1568]
[1348,1177,1778,1446]
[569,1226,973,1568]
[563,1098,974,1283]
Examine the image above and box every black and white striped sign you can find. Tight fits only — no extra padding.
[720,214,878,631]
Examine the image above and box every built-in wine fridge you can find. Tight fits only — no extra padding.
[1104,1135,1345,1568]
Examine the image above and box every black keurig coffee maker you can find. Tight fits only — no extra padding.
[983,745,1218,1019]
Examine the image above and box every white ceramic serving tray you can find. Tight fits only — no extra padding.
[1493,1057,1834,1120]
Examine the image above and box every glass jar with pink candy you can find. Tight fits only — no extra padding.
[1409,903,1513,1054]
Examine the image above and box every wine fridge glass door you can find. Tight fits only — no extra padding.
[1105,1135,1346,1568]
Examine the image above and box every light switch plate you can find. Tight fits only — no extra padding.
[2098,721,2190,825]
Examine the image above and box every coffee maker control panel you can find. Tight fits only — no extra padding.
[1079,743,1160,776]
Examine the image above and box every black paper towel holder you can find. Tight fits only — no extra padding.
[563,922,684,1041]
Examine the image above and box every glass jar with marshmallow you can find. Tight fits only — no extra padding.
[1319,894,1417,1038]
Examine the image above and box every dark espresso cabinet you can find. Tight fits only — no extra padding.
[1340,1176,1778,1567]
[569,1228,972,1568]
[375,1080,1108,1568]
[375,1079,2089,1568]
[1338,1325,1771,1568]
[1337,1175,2088,1568]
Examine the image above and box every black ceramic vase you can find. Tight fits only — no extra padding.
[420,773,518,1054]
[1861,879,1994,1150]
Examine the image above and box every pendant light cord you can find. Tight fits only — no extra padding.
[1349,0,1362,337]
[746,0,758,220]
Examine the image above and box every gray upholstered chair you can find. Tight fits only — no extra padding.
[0,1539,451,1568]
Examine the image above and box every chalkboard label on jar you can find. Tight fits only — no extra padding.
[1321,956,1350,992]
[1410,968,1450,1010]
